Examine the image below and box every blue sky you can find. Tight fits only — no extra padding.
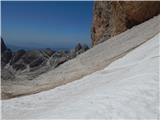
[1,1,93,49]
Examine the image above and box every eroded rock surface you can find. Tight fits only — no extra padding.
[92,1,160,46]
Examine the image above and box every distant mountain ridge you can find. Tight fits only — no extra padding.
[7,43,71,52]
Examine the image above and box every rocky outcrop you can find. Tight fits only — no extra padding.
[92,1,160,46]
[42,48,55,57]
[75,43,89,56]
[1,68,15,80]
[1,38,12,67]
[22,50,45,64]
[12,63,26,71]
[1,39,89,81]
[1,38,7,52]
[10,49,26,65]
[29,57,45,68]
[48,43,89,68]
[1,49,12,65]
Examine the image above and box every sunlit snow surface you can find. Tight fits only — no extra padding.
[2,33,160,119]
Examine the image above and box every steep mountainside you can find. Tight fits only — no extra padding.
[2,30,159,119]
[91,1,160,46]
[2,14,160,99]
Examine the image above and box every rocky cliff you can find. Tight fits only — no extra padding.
[1,38,7,52]
[91,1,160,46]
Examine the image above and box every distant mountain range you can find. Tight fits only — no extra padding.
[7,44,30,51]
[7,44,70,52]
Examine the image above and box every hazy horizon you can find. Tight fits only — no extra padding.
[2,1,93,49]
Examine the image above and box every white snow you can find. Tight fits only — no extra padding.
[2,31,159,119]
[2,15,160,98]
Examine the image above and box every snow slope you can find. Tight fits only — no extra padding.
[2,32,159,119]
[2,15,160,99]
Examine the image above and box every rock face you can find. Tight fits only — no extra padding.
[42,48,55,57]
[29,57,45,68]
[10,49,26,65]
[1,49,12,65]
[1,38,7,52]
[1,68,15,80]
[75,43,89,55]
[12,63,26,71]
[1,38,12,66]
[91,1,160,46]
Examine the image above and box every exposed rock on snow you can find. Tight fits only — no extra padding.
[2,31,159,119]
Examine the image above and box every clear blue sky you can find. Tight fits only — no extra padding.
[2,1,93,49]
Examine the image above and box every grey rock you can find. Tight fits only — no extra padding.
[42,48,55,57]
[12,63,26,71]
[1,38,7,53]
[81,44,89,51]
[10,49,26,65]
[76,49,85,55]
[1,69,15,80]
[57,50,67,57]
[29,57,45,68]
[22,50,44,64]
[75,43,82,52]
[69,49,76,59]
[54,57,68,68]
[74,43,89,55]
[2,49,12,64]
[1,61,6,69]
